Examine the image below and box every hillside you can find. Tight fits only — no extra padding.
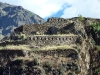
[1,17,100,75]
[0,2,45,40]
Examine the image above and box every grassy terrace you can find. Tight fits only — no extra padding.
[0,45,31,50]
[0,44,76,51]
[0,34,77,50]
[29,34,77,36]
[38,44,76,51]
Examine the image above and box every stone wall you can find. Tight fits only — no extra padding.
[27,35,78,46]
[0,49,79,75]
[47,17,100,23]
[14,17,100,36]
[23,24,50,35]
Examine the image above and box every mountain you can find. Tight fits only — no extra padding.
[0,2,45,39]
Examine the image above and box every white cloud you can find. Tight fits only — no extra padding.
[17,0,68,18]
[61,0,100,18]
[0,0,68,18]
[1,0,100,18]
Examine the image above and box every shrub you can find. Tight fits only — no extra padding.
[94,67,100,75]
[96,45,100,51]
[20,33,27,40]
[91,22,100,33]
[78,14,84,21]
[43,62,53,72]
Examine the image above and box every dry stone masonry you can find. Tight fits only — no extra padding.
[27,35,78,46]
[14,17,100,35]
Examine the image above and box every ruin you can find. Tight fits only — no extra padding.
[1,17,98,75]
[27,35,78,46]
[14,17,98,47]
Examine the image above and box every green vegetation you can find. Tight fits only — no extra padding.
[94,67,100,75]
[95,45,100,51]
[13,57,24,62]
[43,61,53,72]
[78,14,84,21]
[0,45,31,50]
[38,45,76,51]
[32,34,77,36]
[91,22,100,33]
[20,33,27,40]
[15,33,27,40]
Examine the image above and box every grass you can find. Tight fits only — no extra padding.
[0,34,77,51]
[0,45,31,50]
[0,44,77,51]
[38,44,76,51]
[13,56,33,61]
[96,45,100,51]
[30,34,77,36]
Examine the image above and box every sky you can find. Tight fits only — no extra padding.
[1,0,100,19]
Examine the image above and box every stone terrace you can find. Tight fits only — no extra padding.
[27,35,78,47]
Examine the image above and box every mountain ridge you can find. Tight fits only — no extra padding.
[0,2,45,39]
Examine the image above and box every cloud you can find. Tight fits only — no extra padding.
[17,0,68,18]
[0,0,68,18]
[1,0,100,18]
[61,0,100,18]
